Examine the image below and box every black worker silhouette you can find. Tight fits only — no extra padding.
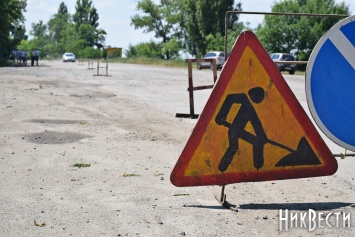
[215,87,322,173]
[215,87,267,172]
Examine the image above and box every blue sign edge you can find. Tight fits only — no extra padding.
[306,15,355,151]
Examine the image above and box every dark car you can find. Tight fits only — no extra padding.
[270,53,296,74]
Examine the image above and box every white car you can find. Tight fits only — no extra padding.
[62,53,76,62]
[197,51,226,70]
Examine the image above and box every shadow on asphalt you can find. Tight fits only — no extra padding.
[239,202,355,211]
[184,202,355,211]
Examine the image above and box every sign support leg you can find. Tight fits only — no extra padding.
[187,60,195,118]
[214,185,238,211]
[220,185,226,203]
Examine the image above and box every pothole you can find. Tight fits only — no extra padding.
[24,131,92,144]
[70,92,116,98]
[28,119,88,125]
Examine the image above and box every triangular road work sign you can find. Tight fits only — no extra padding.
[171,31,338,187]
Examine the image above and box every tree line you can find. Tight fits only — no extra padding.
[0,0,350,66]
[24,0,106,59]
[0,0,27,65]
[130,0,349,63]
[1,0,106,64]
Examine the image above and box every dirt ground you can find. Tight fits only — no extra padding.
[0,60,354,237]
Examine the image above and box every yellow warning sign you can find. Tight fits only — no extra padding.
[170,31,337,187]
[107,47,122,58]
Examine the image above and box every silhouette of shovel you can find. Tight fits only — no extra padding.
[268,137,321,167]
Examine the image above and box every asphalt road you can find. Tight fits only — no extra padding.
[0,60,354,236]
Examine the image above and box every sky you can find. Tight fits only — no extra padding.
[24,0,355,54]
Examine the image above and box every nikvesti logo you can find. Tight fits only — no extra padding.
[279,209,351,231]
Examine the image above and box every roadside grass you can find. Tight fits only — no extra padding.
[72,163,91,168]
[108,57,307,75]
[281,71,305,76]
[108,57,187,68]
[47,56,307,74]
[31,54,308,74]
[154,171,165,180]
[123,173,141,177]
[173,193,190,196]
[294,70,305,75]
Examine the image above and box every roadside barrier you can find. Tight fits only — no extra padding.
[87,59,94,70]
[93,59,110,76]
[176,58,217,119]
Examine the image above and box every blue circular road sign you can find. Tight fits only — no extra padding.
[306,15,355,151]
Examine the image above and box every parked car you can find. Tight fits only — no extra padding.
[62,52,76,62]
[197,51,225,70]
[270,53,296,74]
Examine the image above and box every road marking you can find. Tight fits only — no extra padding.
[329,29,355,70]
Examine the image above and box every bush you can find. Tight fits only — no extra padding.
[124,41,163,59]
[80,47,102,59]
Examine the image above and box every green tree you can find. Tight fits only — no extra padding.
[161,38,180,59]
[24,3,70,58]
[73,0,106,49]
[60,23,82,55]
[17,1,106,59]
[73,0,98,28]
[77,24,106,49]
[12,24,28,46]
[124,44,138,58]
[81,46,102,58]
[181,0,243,56]
[257,0,349,64]
[30,20,47,38]
[26,20,50,56]
[47,2,71,55]
[47,2,70,47]
[131,0,182,59]
[0,0,27,65]
[205,28,244,53]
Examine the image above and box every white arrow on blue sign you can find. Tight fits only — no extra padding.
[306,15,355,151]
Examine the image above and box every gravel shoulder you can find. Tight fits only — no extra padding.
[0,61,354,236]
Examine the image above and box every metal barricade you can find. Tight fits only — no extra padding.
[176,58,217,119]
